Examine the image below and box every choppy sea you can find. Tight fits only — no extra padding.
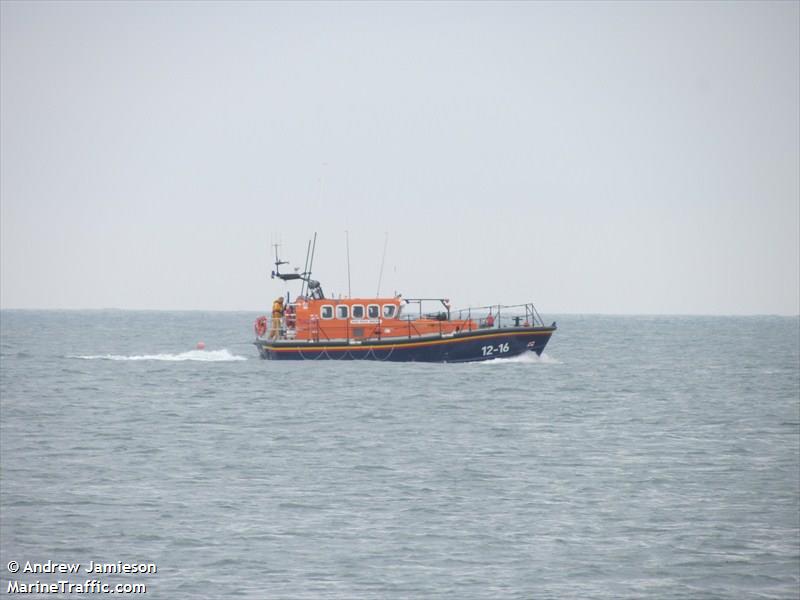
[1,311,798,599]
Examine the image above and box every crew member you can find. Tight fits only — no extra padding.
[284,304,296,330]
[270,296,285,339]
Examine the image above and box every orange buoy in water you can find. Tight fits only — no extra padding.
[196,341,206,350]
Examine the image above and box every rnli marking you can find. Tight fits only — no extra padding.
[481,342,510,356]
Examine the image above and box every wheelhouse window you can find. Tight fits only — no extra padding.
[368,304,380,319]
[352,305,365,319]
[320,305,334,319]
[336,305,349,319]
[383,304,397,318]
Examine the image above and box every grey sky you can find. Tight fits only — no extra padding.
[1,1,798,314]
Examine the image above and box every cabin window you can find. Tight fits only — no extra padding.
[352,305,365,319]
[383,304,397,318]
[320,305,334,319]
[368,304,380,319]
[336,305,349,319]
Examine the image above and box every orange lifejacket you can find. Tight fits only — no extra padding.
[272,300,284,317]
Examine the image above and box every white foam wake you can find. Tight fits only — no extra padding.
[478,351,561,365]
[70,349,247,362]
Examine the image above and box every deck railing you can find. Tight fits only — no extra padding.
[450,303,545,329]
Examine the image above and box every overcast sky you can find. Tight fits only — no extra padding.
[1,1,798,314]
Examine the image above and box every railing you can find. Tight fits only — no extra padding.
[452,302,545,329]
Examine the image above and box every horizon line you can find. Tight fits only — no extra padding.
[1,307,798,318]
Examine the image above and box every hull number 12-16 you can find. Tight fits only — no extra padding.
[481,343,510,356]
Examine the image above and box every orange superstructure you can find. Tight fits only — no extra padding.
[273,295,479,342]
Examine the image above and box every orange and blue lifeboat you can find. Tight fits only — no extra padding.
[253,295,556,363]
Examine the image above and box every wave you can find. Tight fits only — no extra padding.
[478,351,561,365]
[69,349,247,362]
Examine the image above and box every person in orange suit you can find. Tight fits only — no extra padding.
[270,296,285,339]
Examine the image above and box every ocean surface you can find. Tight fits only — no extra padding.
[1,311,798,599]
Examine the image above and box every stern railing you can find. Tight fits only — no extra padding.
[450,302,545,329]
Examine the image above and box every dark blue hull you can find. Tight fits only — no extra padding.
[254,327,555,362]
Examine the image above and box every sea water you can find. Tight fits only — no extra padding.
[1,311,798,599]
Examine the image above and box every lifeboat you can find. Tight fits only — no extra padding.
[253,236,556,362]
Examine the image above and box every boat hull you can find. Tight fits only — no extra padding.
[253,327,555,362]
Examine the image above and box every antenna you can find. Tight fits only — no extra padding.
[270,237,303,282]
[308,232,317,281]
[376,232,388,296]
[346,230,352,298]
[300,239,311,297]
[270,241,286,279]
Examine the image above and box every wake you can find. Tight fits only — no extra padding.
[69,349,247,362]
[477,351,561,365]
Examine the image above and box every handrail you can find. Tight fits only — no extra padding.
[449,302,545,327]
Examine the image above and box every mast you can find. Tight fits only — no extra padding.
[308,233,317,282]
[376,232,388,296]
[300,239,311,298]
[346,230,352,298]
